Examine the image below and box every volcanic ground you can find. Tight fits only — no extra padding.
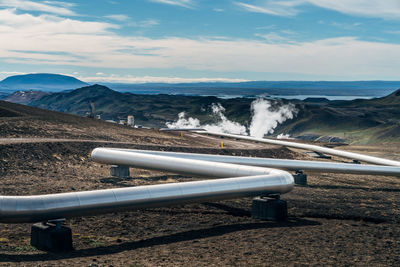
[0,100,399,266]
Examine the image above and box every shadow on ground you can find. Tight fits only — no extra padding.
[0,218,319,262]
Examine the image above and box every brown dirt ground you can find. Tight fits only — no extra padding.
[0,101,399,266]
[0,140,399,267]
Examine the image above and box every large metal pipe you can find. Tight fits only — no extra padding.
[197,131,400,167]
[102,148,400,177]
[91,148,289,178]
[0,150,293,223]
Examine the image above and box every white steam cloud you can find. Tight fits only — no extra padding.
[166,99,297,137]
[166,112,201,129]
[166,103,247,135]
[249,99,297,138]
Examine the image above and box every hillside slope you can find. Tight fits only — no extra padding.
[0,99,198,147]
[277,89,400,143]
[31,84,254,127]
[4,90,49,104]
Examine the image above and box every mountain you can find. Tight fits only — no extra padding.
[30,84,400,144]
[4,90,49,104]
[0,73,88,92]
[276,88,400,143]
[30,84,253,126]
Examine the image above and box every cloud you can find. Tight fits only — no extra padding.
[78,75,249,84]
[235,2,298,16]
[307,0,400,20]
[213,8,224,12]
[255,32,294,43]
[103,15,159,28]
[0,0,76,16]
[148,0,194,8]
[330,21,362,30]
[236,0,400,20]
[138,19,159,27]
[104,14,130,21]
[0,71,27,76]
[386,30,400,35]
[1,9,400,80]
[0,9,118,34]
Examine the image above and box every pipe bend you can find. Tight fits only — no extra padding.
[0,148,297,223]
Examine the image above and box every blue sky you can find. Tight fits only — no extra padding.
[0,0,399,82]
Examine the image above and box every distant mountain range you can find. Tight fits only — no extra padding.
[1,73,400,98]
[104,80,400,97]
[0,73,88,92]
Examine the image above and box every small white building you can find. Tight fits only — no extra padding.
[127,115,135,126]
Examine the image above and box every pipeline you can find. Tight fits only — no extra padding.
[0,149,293,223]
[196,131,400,167]
[101,148,400,177]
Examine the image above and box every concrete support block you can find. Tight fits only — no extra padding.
[110,165,130,178]
[293,170,307,185]
[30,222,73,252]
[251,196,287,221]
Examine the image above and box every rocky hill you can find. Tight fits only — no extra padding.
[4,90,49,104]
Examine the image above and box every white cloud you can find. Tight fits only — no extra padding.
[235,2,298,16]
[330,21,362,30]
[307,0,400,20]
[0,71,27,76]
[237,0,400,20]
[148,0,194,8]
[0,9,119,35]
[79,75,249,84]
[0,0,76,16]
[138,19,159,27]
[104,14,130,21]
[255,32,294,43]
[386,30,400,35]
[1,9,400,80]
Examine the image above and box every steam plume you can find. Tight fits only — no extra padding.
[165,112,201,128]
[249,98,297,138]
[166,99,297,137]
[166,103,247,135]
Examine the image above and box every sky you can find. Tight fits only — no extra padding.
[0,0,400,83]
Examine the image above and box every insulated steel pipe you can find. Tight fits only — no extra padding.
[0,174,293,223]
[197,131,400,167]
[0,149,294,223]
[91,148,291,178]
[103,148,400,177]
